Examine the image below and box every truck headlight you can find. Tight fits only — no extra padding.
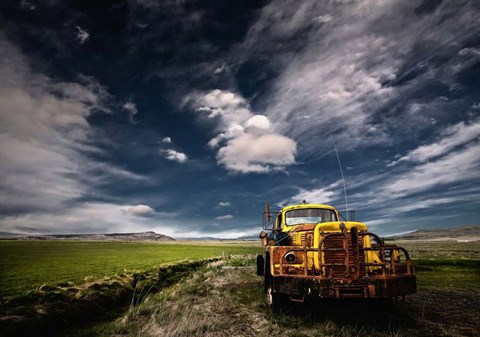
[285,252,296,264]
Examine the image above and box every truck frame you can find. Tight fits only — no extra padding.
[257,203,416,312]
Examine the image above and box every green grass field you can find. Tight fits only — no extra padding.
[1,240,479,298]
[1,240,479,337]
[0,240,262,298]
[399,241,480,290]
[70,241,480,337]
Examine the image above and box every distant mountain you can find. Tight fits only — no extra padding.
[176,234,259,241]
[388,225,480,242]
[234,234,259,241]
[0,231,175,242]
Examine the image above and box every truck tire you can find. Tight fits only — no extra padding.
[266,283,290,314]
[264,254,291,314]
[256,255,264,276]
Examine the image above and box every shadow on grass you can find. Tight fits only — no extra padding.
[281,298,416,330]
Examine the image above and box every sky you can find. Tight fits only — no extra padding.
[0,0,479,239]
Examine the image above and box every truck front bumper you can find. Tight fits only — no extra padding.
[272,274,417,299]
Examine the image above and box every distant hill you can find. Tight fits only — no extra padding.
[388,225,480,242]
[0,231,175,242]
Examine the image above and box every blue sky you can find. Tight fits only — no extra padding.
[0,0,479,238]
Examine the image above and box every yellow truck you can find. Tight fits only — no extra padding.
[257,202,416,312]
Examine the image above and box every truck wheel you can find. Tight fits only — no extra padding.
[265,280,290,314]
[256,255,265,276]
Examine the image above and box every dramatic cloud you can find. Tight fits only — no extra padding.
[126,204,154,216]
[389,119,480,166]
[218,201,231,207]
[162,137,172,143]
[0,34,149,233]
[0,36,106,212]
[217,133,296,173]
[0,202,167,235]
[236,0,480,157]
[384,144,480,198]
[161,149,188,163]
[215,214,233,220]
[188,89,297,173]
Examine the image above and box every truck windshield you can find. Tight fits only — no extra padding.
[285,208,337,225]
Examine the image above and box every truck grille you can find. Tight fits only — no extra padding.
[322,234,365,277]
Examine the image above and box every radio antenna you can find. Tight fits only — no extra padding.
[331,137,349,221]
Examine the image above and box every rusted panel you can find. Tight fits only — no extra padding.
[292,224,316,231]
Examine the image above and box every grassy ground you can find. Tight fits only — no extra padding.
[70,241,479,337]
[0,240,262,298]
[1,240,478,336]
[397,241,480,260]
[399,241,480,290]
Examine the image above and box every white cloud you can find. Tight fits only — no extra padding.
[217,133,296,173]
[315,15,332,23]
[0,202,161,234]
[388,119,480,166]
[384,144,480,197]
[386,197,462,215]
[75,26,90,44]
[122,101,138,115]
[207,134,224,148]
[245,115,270,130]
[122,101,138,123]
[162,136,172,143]
[218,201,231,207]
[279,181,340,207]
[336,141,480,223]
[161,149,188,163]
[213,64,227,74]
[188,89,297,173]
[126,204,154,216]
[225,124,245,139]
[458,48,480,57]
[215,214,233,220]
[191,89,252,126]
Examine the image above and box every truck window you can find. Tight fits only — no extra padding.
[285,208,337,225]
